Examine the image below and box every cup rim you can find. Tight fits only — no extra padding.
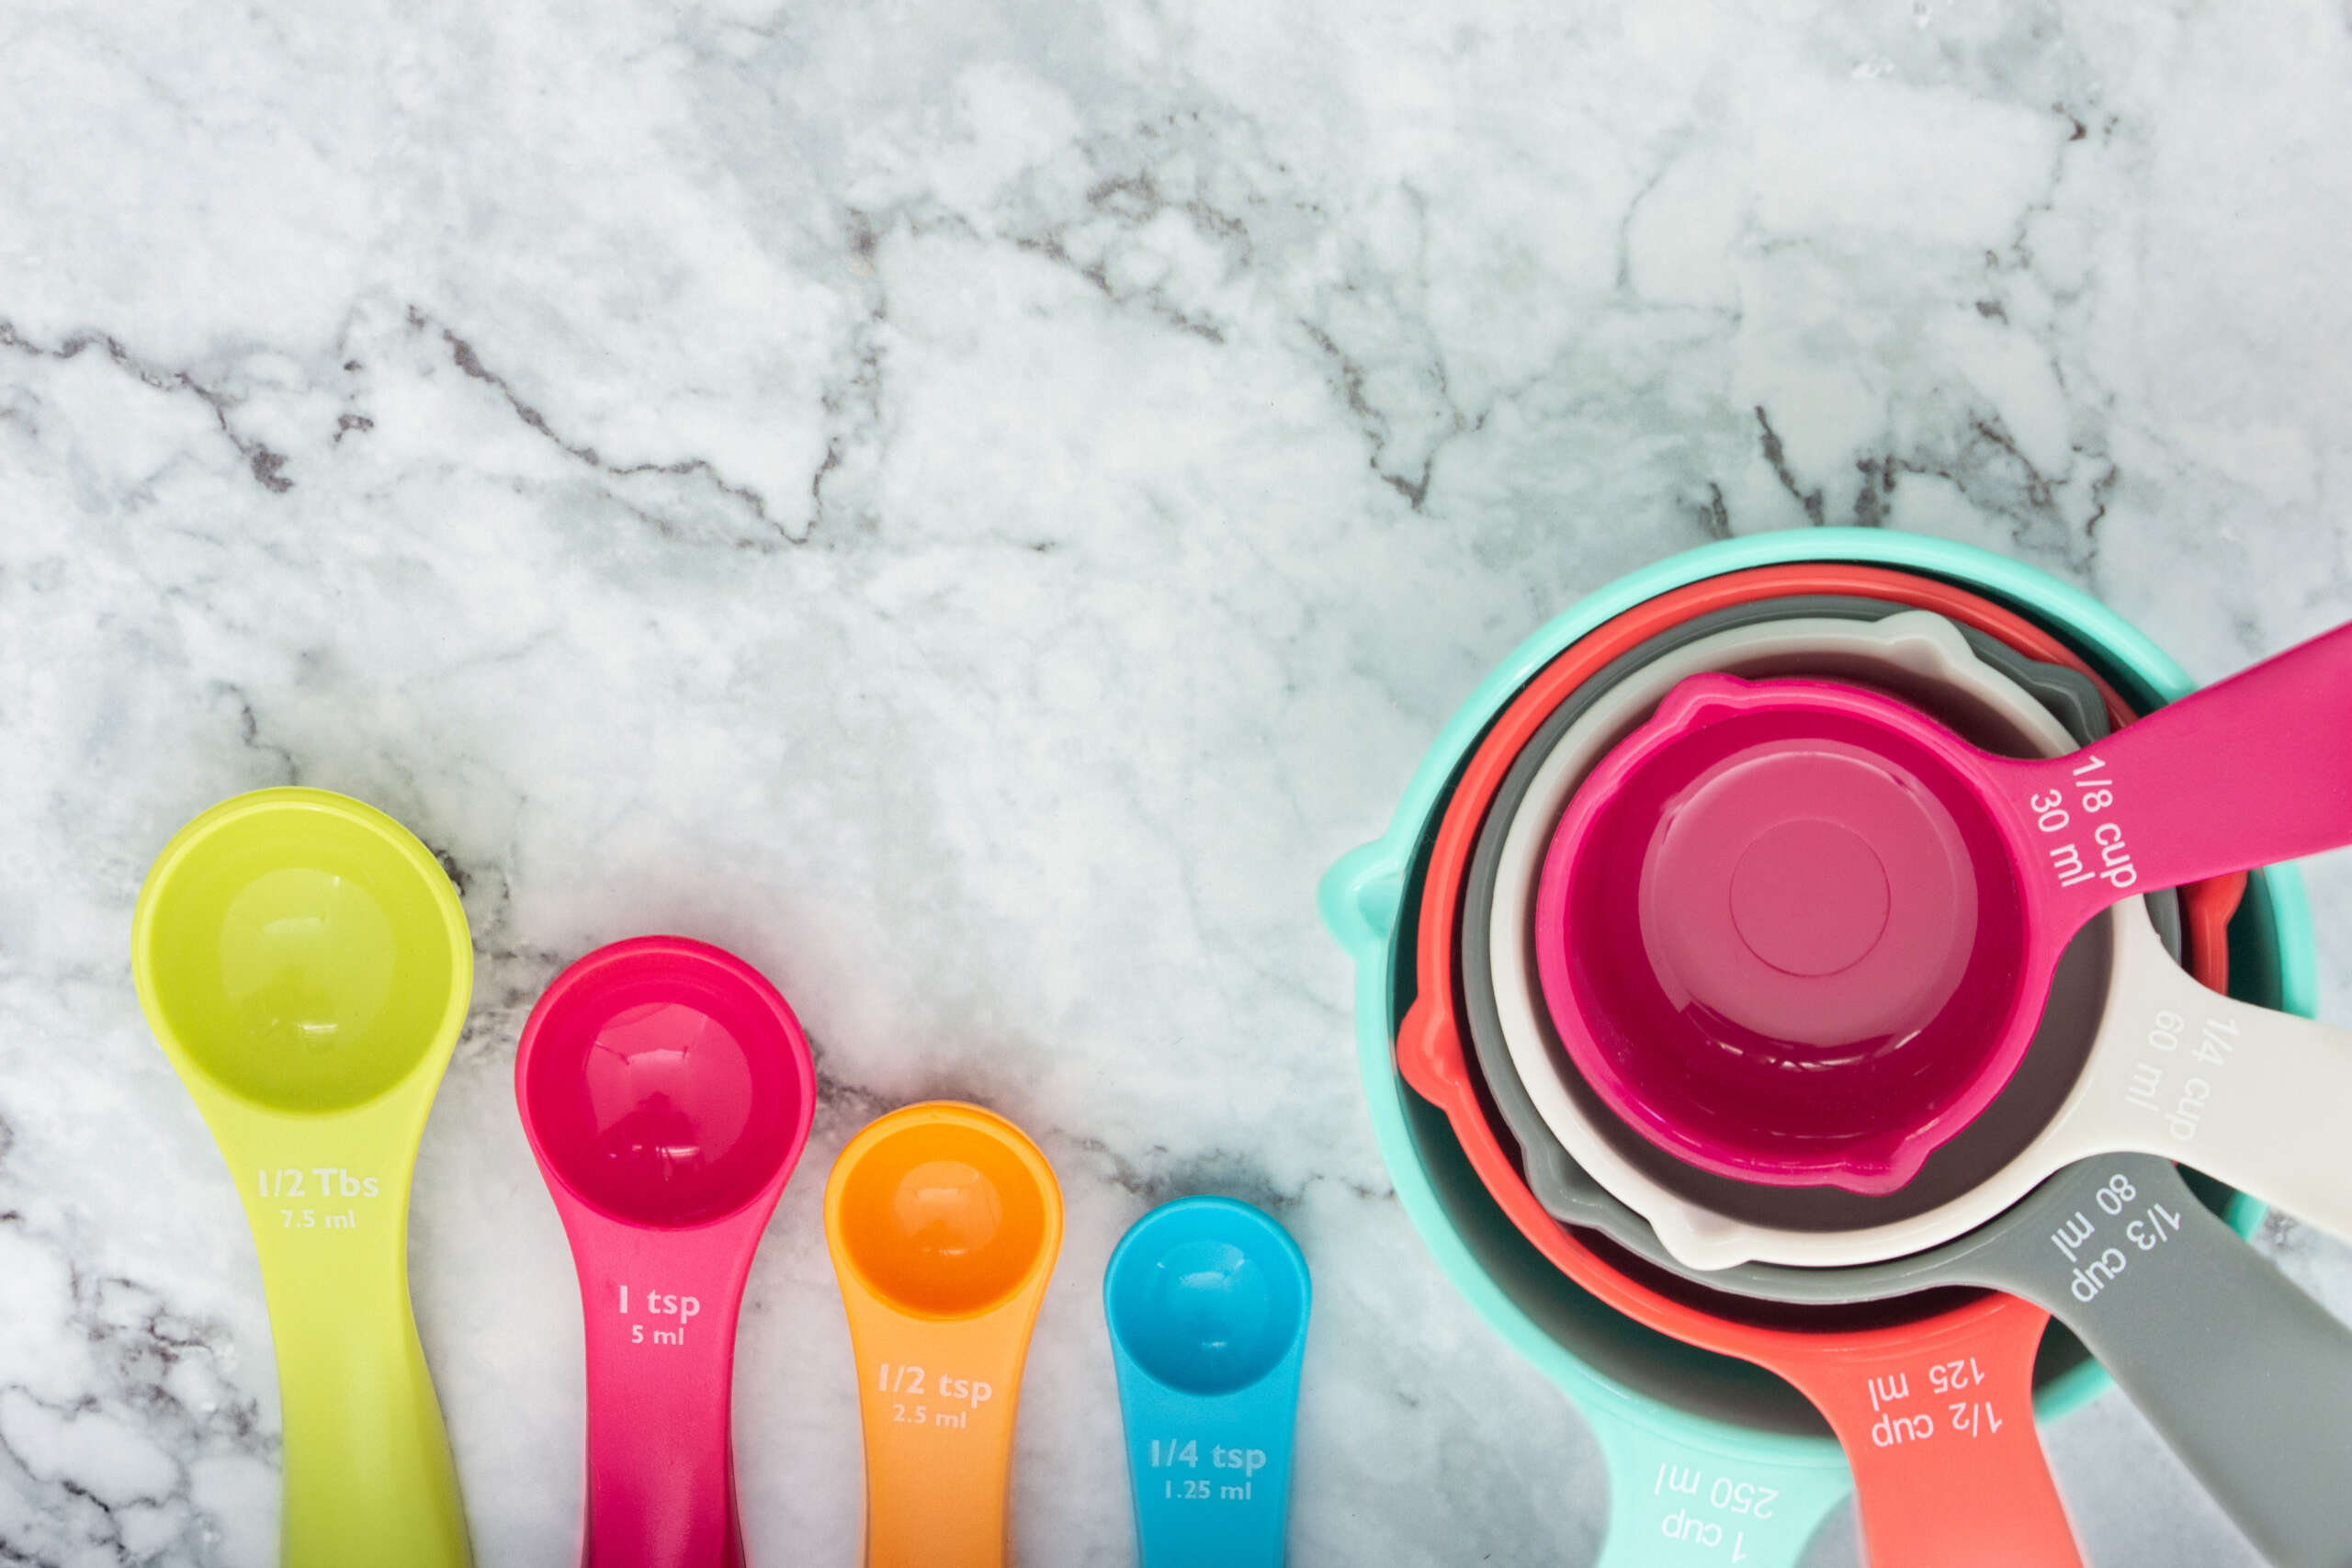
[1322,526,2313,1453]
[1487,609,2151,1269]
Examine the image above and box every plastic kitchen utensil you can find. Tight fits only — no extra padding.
[516,936,817,1568]
[1106,1197,1310,1568]
[1323,531,2315,1568]
[1490,616,2145,1260]
[1533,890,2352,1270]
[1408,562,2219,1276]
[1387,592,2086,1564]
[131,788,474,1568]
[1486,603,2348,1275]
[1533,617,2352,1194]
[1577,1143,2352,1568]
[1469,602,2181,1239]
[827,1102,1063,1568]
[1464,615,2352,1567]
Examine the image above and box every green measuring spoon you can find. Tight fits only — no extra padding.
[132,787,473,1568]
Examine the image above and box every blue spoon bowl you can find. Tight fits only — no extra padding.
[1105,1197,1311,1568]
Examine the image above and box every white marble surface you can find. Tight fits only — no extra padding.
[3,0,2351,1562]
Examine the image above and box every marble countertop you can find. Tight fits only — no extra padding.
[5,1,2351,1563]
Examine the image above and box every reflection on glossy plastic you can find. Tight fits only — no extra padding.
[1105,1197,1309,1568]
[517,935,816,1568]
[133,788,474,1568]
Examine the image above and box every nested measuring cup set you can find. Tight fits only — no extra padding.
[1321,528,2352,1567]
[130,792,1312,1568]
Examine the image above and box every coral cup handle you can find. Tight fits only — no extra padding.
[1988,618,2352,933]
[1774,1305,2081,1568]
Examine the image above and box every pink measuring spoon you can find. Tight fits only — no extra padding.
[1534,617,2352,1193]
[517,936,817,1568]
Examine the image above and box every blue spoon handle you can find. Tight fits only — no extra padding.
[1116,1364,1301,1568]
[1588,1406,1847,1568]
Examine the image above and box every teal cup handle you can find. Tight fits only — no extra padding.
[1589,1409,1847,1568]
[1106,1197,1311,1568]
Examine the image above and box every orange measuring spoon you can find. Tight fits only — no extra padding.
[825,1102,1063,1568]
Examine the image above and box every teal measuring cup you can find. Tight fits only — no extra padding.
[1106,1197,1311,1568]
[1321,526,2317,1564]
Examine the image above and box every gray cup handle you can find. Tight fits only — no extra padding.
[1971,1154,2352,1568]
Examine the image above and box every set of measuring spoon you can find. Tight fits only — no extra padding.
[1379,558,2352,1566]
[131,789,1310,1567]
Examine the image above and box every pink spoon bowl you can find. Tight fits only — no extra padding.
[517,936,817,1568]
[1534,618,2352,1192]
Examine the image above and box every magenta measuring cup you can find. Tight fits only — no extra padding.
[1533,617,2352,1193]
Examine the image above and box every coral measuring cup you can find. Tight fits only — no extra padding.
[516,936,816,1568]
[827,1102,1063,1568]
[1392,572,2098,1566]
[1536,619,2352,1192]
[132,788,473,1568]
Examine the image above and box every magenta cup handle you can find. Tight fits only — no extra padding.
[571,1216,760,1568]
[1991,619,2352,930]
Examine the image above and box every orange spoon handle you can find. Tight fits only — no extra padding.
[1779,1303,2079,1567]
[826,1103,1064,1568]
[842,1303,1038,1568]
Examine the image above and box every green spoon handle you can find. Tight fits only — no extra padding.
[232,1145,470,1568]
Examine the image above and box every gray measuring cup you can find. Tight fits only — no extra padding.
[1462,598,2352,1568]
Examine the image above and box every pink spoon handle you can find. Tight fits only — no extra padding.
[567,1214,762,1568]
[1990,619,2352,933]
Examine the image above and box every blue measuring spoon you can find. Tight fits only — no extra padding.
[1105,1197,1311,1568]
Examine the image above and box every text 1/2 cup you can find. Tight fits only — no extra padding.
[1386,589,2086,1565]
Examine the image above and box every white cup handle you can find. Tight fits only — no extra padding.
[2071,910,2352,1245]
